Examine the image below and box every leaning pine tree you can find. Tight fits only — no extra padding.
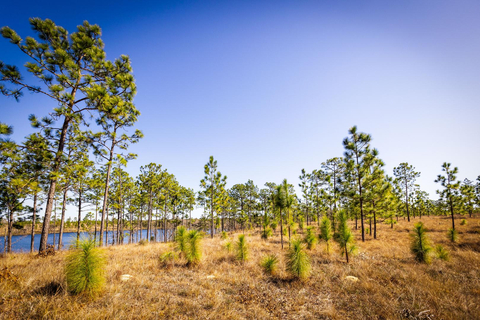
[0,19,137,253]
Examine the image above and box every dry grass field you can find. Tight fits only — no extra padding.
[1,215,479,319]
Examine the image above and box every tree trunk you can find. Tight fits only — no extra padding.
[7,208,13,253]
[280,210,284,250]
[164,199,167,242]
[39,116,71,253]
[77,187,82,243]
[449,196,455,230]
[58,189,68,250]
[94,201,98,244]
[405,182,410,222]
[30,193,37,253]
[99,147,114,246]
[345,243,349,263]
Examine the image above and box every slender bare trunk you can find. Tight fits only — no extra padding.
[30,193,37,253]
[58,189,68,250]
[39,117,71,253]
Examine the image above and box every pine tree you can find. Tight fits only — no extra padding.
[435,163,460,232]
[1,19,137,253]
[343,125,373,242]
[393,163,421,222]
[199,156,227,238]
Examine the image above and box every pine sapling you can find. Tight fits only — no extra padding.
[175,226,187,256]
[65,239,106,297]
[303,226,317,250]
[260,254,279,275]
[336,211,356,263]
[447,228,458,243]
[286,238,311,280]
[261,226,273,240]
[410,222,432,264]
[236,234,248,262]
[435,245,450,261]
[320,216,332,253]
[185,230,202,267]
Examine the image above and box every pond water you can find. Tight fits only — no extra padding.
[0,228,175,253]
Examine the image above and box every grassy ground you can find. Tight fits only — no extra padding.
[1,215,479,319]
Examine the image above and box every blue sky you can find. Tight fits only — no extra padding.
[1,1,480,217]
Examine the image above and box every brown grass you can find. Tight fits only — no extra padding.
[1,216,479,319]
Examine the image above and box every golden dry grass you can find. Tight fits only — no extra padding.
[1,215,479,319]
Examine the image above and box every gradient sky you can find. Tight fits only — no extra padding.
[1,1,480,218]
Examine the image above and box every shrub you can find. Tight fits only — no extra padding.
[460,219,467,226]
[411,222,432,264]
[435,245,450,261]
[175,226,187,256]
[236,234,248,262]
[159,251,177,268]
[447,228,458,243]
[138,239,147,246]
[185,230,202,267]
[303,226,317,250]
[65,239,106,296]
[261,226,273,240]
[286,238,311,280]
[221,231,228,240]
[260,254,279,275]
[320,216,332,253]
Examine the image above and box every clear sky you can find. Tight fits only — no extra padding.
[1,1,480,218]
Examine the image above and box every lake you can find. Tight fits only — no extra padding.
[0,228,175,253]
